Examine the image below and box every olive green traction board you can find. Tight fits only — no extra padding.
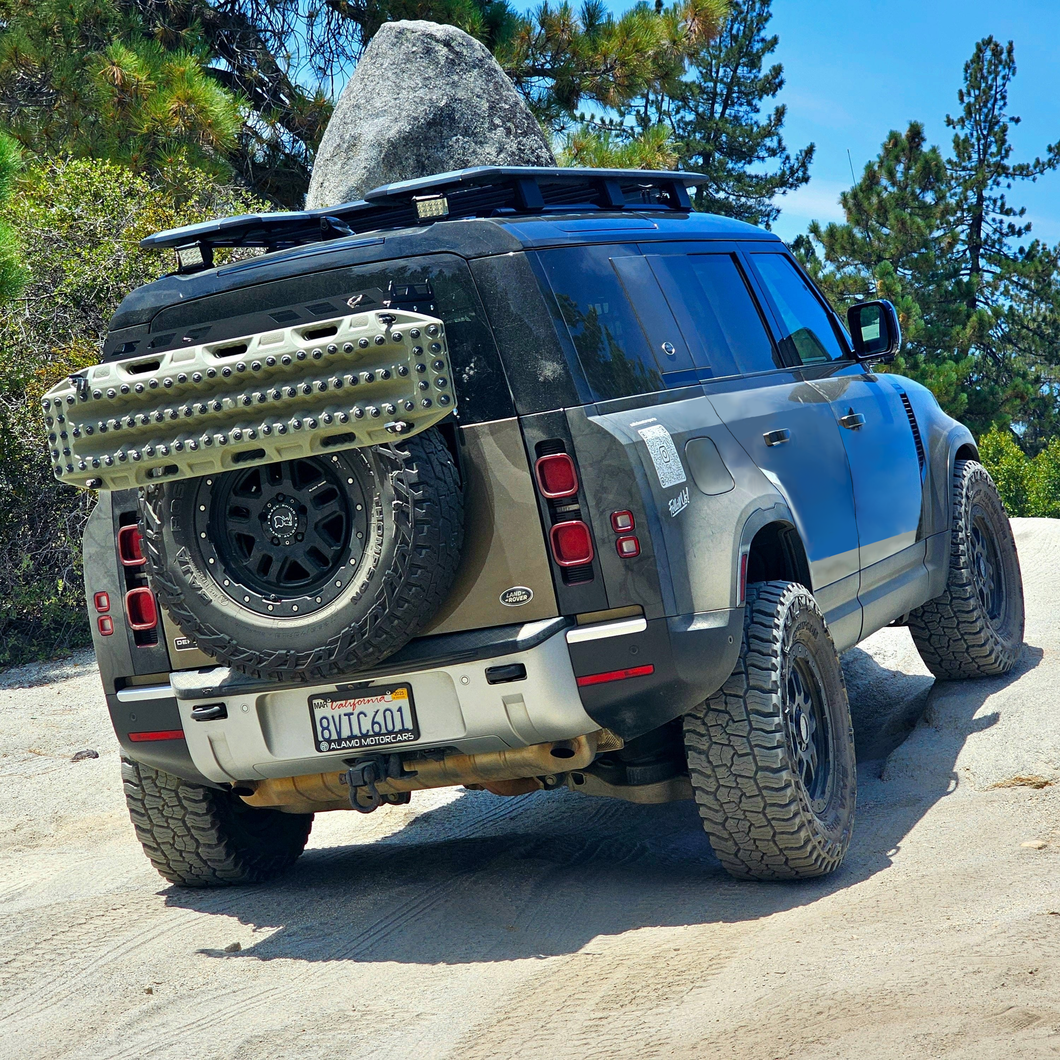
[42,309,454,491]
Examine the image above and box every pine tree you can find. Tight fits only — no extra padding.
[796,123,975,419]
[943,37,1060,448]
[671,0,812,225]
[798,37,1060,448]
[0,0,243,190]
[542,0,728,169]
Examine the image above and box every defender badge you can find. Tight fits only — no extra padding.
[500,586,533,607]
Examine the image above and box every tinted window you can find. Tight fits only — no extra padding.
[648,253,777,376]
[538,246,663,401]
[150,254,514,424]
[470,253,584,414]
[748,253,848,365]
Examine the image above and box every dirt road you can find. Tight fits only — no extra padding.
[2,519,1059,1060]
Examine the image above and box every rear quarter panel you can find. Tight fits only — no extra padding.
[568,391,787,617]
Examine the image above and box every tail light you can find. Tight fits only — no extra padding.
[125,587,158,631]
[549,520,594,567]
[535,453,579,498]
[118,525,145,566]
[108,512,161,649]
[534,440,596,586]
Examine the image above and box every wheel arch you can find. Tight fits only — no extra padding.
[737,504,813,602]
[942,429,980,531]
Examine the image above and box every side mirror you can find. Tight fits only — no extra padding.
[847,299,902,362]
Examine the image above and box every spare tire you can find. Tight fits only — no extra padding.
[139,428,463,682]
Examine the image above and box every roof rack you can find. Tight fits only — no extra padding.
[140,166,706,268]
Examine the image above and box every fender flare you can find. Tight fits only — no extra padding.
[733,502,812,604]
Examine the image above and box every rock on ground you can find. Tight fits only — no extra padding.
[306,20,555,209]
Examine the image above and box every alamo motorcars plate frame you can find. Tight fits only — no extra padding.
[309,683,419,754]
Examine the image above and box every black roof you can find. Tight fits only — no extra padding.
[140,166,707,255]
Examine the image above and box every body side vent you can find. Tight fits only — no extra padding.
[899,391,926,473]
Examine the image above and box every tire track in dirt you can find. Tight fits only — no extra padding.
[93,796,650,1060]
[454,929,742,1060]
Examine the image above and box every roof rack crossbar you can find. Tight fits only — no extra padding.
[141,166,706,257]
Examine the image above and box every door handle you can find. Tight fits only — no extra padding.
[190,702,228,722]
[763,428,791,447]
[839,411,866,430]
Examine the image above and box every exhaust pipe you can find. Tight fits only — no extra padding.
[240,731,603,813]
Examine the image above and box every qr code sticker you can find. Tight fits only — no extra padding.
[638,424,687,489]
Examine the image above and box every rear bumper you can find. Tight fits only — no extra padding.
[568,609,743,739]
[111,608,744,786]
[166,619,597,785]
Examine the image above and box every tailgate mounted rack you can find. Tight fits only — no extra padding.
[140,166,707,273]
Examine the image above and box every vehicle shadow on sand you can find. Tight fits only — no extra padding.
[166,643,1042,966]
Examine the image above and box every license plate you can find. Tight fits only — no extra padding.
[308,684,419,754]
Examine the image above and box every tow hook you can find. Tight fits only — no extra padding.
[341,754,416,813]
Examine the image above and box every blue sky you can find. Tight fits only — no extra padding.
[605,0,1060,243]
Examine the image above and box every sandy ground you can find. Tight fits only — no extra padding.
[1,518,1059,1060]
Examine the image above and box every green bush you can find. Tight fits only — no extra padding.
[978,424,1060,519]
[0,156,264,666]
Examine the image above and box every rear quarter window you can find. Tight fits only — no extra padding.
[537,245,664,402]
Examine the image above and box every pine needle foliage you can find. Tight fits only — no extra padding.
[797,37,1060,451]
[0,0,243,184]
[0,157,266,666]
[671,0,812,226]
[0,130,24,305]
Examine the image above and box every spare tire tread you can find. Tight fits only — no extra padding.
[140,430,463,682]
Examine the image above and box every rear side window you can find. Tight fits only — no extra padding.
[538,246,663,401]
[647,253,778,377]
[746,253,849,365]
[149,253,514,425]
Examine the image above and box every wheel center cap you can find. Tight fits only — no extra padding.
[265,502,299,541]
[798,711,810,745]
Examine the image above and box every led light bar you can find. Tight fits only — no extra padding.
[42,309,455,491]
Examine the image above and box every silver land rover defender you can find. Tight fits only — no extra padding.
[52,167,1024,886]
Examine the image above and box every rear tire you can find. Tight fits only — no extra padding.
[121,758,312,887]
[683,581,857,881]
[908,459,1024,679]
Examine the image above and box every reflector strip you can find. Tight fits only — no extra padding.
[576,664,655,687]
[128,729,184,742]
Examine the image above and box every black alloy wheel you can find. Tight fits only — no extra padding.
[969,507,1004,623]
[783,649,834,816]
[195,454,368,619]
[207,457,365,614]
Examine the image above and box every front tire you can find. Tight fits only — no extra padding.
[121,758,313,887]
[683,581,857,881]
[908,459,1024,679]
